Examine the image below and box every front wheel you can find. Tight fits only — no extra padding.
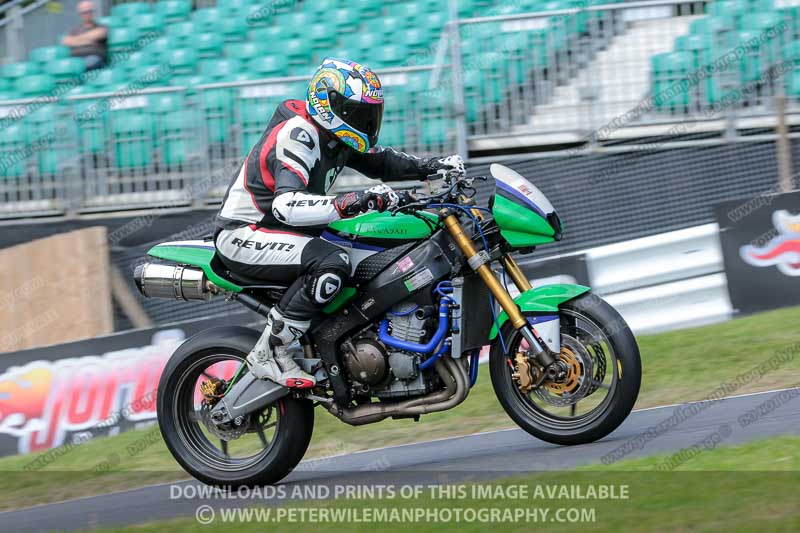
[490,293,641,445]
[157,327,314,487]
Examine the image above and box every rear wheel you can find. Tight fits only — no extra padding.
[490,293,641,445]
[157,327,314,486]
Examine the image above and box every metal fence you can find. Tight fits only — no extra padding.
[0,64,456,218]
[454,0,800,146]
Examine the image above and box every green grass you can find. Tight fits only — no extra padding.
[93,435,800,532]
[2,305,800,511]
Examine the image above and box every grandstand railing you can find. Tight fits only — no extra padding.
[455,0,798,145]
[0,63,455,218]
[2,0,799,218]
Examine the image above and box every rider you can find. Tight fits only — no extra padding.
[214,57,464,388]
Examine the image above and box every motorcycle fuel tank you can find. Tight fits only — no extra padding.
[324,211,439,251]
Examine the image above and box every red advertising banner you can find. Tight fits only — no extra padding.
[0,315,254,457]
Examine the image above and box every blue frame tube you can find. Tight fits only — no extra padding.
[419,339,450,370]
[378,300,450,355]
[468,349,479,387]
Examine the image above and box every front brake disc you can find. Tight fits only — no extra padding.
[532,334,594,407]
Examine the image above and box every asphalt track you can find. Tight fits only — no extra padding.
[2,387,798,532]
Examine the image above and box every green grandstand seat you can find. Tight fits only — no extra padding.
[217,0,254,13]
[421,117,448,148]
[155,0,191,22]
[783,40,800,66]
[378,120,403,146]
[137,13,166,34]
[0,78,10,94]
[111,112,153,169]
[45,58,85,84]
[787,69,800,96]
[246,55,282,77]
[675,33,713,69]
[402,28,432,53]
[148,35,182,60]
[111,2,151,19]
[690,16,735,37]
[331,9,359,32]
[782,7,800,40]
[109,26,142,54]
[170,74,205,88]
[225,41,266,62]
[3,62,40,79]
[651,51,694,111]
[740,11,785,47]
[192,8,222,32]
[423,11,448,33]
[199,87,235,143]
[374,17,403,36]
[167,48,198,75]
[194,32,225,58]
[200,58,242,80]
[353,32,381,54]
[84,67,127,88]
[159,110,193,165]
[375,43,408,67]
[14,74,56,97]
[282,11,312,34]
[706,0,748,21]
[25,104,72,175]
[219,17,248,42]
[247,26,288,44]
[72,97,107,154]
[351,0,383,17]
[389,0,429,19]
[29,45,70,64]
[167,21,197,41]
[307,23,336,48]
[284,38,312,62]
[124,49,158,72]
[0,123,28,178]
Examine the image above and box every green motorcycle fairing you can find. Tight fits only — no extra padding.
[490,164,562,249]
[488,283,591,339]
[146,240,243,293]
[327,210,438,242]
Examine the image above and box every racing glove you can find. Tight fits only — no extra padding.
[333,184,400,218]
[420,154,466,178]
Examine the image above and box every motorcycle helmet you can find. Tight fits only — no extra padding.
[306,57,383,153]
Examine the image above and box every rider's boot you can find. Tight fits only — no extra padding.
[246,307,316,388]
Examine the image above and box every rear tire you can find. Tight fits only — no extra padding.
[490,293,640,445]
[157,326,314,486]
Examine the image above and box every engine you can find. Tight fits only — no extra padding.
[343,301,441,399]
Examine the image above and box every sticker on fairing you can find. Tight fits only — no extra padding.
[403,268,434,292]
[396,256,415,273]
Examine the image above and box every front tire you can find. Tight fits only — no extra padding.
[490,293,641,445]
[157,327,314,486]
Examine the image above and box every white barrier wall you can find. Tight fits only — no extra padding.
[520,223,734,335]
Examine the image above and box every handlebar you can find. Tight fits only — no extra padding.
[391,169,487,215]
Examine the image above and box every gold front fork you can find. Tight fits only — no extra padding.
[502,255,532,293]
[441,213,527,330]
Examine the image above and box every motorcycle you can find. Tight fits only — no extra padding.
[134,164,641,486]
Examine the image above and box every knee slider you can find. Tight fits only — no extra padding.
[308,269,344,305]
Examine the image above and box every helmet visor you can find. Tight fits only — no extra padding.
[328,90,383,148]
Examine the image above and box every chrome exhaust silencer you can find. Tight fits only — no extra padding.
[134,262,213,301]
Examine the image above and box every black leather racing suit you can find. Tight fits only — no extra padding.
[214,99,439,321]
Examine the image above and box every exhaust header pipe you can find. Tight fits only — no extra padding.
[134,262,214,301]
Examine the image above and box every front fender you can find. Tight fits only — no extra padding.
[488,284,591,339]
